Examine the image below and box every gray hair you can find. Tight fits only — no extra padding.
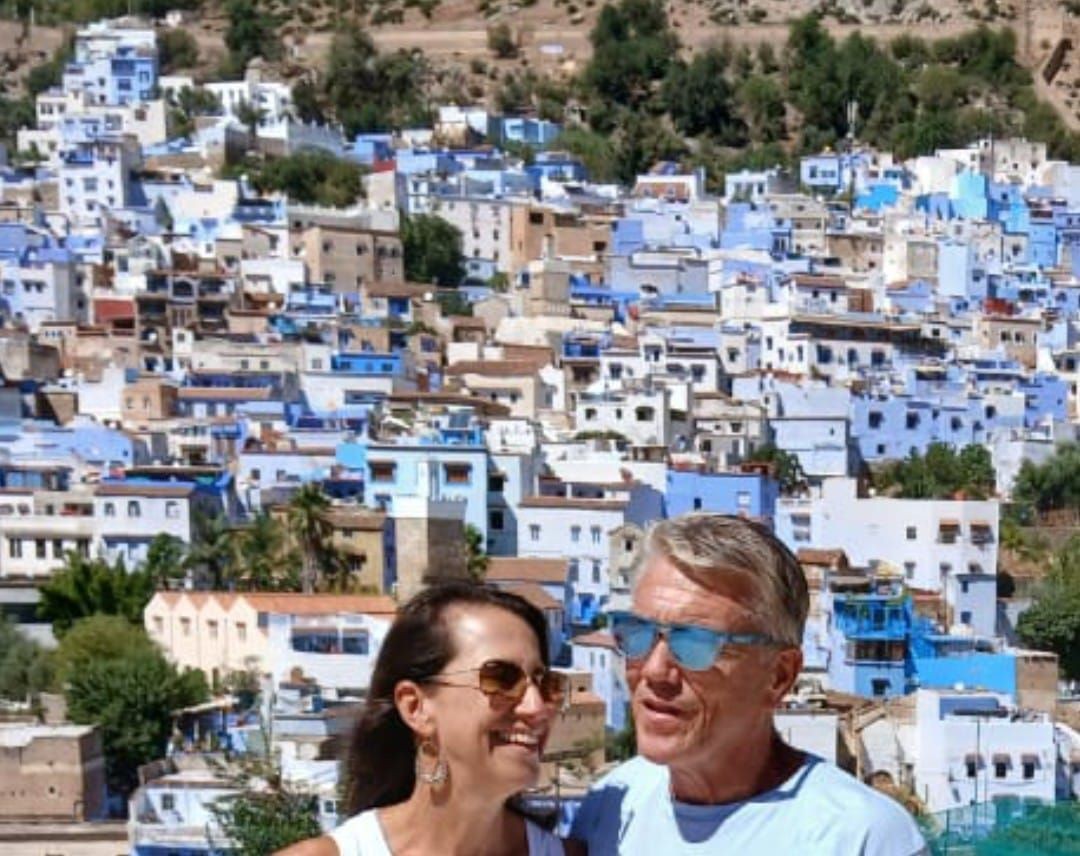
[637,513,808,648]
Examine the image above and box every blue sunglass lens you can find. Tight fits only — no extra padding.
[668,626,723,670]
[613,616,656,658]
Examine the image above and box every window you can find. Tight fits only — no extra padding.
[960,610,972,625]
[250,468,261,483]
[624,538,635,553]
[591,526,602,544]
[737,491,751,508]
[904,561,915,579]
[443,463,472,485]
[966,757,978,778]
[994,756,1009,779]
[9,538,22,559]
[1022,757,1036,780]
[961,580,969,594]
[166,501,180,519]
[530,524,541,541]
[180,617,191,636]
[343,631,370,654]
[370,461,397,482]
[571,526,581,543]
[906,526,917,540]
[161,794,175,812]
[128,501,141,518]
[208,620,218,639]
[36,539,46,559]
[153,616,164,634]
[52,539,64,558]
[104,502,116,517]
[592,561,601,584]
[490,510,504,530]
[693,497,703,511]
[237,622,247,642]
[488,474,505,492]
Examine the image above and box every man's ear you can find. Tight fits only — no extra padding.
[768,647,803,707]
[394,680,436,739]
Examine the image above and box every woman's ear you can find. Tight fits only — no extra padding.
[394,680,436,739]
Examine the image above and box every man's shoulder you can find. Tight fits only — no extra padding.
[792,757,926,846]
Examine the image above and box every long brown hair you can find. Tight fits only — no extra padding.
[342,582,550,816]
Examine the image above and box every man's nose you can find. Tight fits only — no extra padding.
[639,633,681,684]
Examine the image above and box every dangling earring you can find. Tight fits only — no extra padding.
[415,738,448,786]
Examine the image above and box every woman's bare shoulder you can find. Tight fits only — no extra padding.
[273,834,339,856]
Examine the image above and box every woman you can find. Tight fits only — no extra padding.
[278,582,568,855]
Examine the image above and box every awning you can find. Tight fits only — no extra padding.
[971,520,992,528]
[964,752,982,763]
[1021,753,1040,765]
[992,753,1011,765]
[939,519,960,529]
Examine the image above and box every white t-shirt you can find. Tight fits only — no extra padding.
[329,808,565,856]
[571,754,928,855]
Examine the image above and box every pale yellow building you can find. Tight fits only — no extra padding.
[145,591,396,687]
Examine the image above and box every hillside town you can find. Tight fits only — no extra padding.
[2,15,1080,856]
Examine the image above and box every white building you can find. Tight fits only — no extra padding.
[913,689,1056,812]
[776,478,999,636]
[570,631,629,731]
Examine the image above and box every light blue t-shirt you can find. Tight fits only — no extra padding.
[570,754,928,855]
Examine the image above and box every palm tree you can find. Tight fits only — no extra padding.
[233,512,301,591]
[465,524,488,582]
[287,484,333,594]
[186,510,237,589]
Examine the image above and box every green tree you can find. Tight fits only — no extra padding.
[158,29,199,75]
[1017,536,1080,680]
[291,78,326,125]
[663,46,744,143]
[584,0,678,112]
[324,25,430,134]
[230,511,301,592]
[465,523,488,582]
[247,151,366,207]
[287,484,332,594]
[143,533,188,589]
[739,75,786,142]
[0,616,52,701]
[487,22,518,58]
[1013,441,1080,516]
[746,445,807,495]
[37,552,154,637]
[50,614,154,689]
[402,214,465,286]
[66,647,208,798]
[874,443,995,500]
[235,98,267,141]
[223,0,281,76]
[186,510,237,589]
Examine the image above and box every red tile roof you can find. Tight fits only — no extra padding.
[486,557,568,584]
[571,631,618,650]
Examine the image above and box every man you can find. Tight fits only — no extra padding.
[570,514,927,854]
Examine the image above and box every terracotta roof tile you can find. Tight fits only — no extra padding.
[500,582,562,611]
[446,359,549,377]
[486,557,568,585]
[571,631,618,650]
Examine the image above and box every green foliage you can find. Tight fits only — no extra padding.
[1012,441,1080,515]
[211,778,321,855]
[143,534,188,588]
[555,126,619,183]
[223,0,281,76]
[0,615,52,701]
[26,39,74,98]
[0,96,34,148]
[37,552,155,638]
[27,0,198,25]
[50,614,156,689]
[465,523,488,582]
[402,213,465,286]
[287,484,332,594]
[746,445,807,495]
[291,78,326,125]
[246,151,366,207]
[585,0,678,111]
[324,25,431,135]
[873,443,995,500]
[66,646,208,797]
[738,75,786,142]
[186,510,235,589]
[1017,535,1080,680]
[158,28,199,75]
[231,511,302,592]
[487,22,518,58]
[662,46,744,143]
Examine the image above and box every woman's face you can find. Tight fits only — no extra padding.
[423,604,555,800]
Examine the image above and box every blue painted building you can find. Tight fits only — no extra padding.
[664,469,779,521]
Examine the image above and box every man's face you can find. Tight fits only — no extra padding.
[627,555,797,769]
